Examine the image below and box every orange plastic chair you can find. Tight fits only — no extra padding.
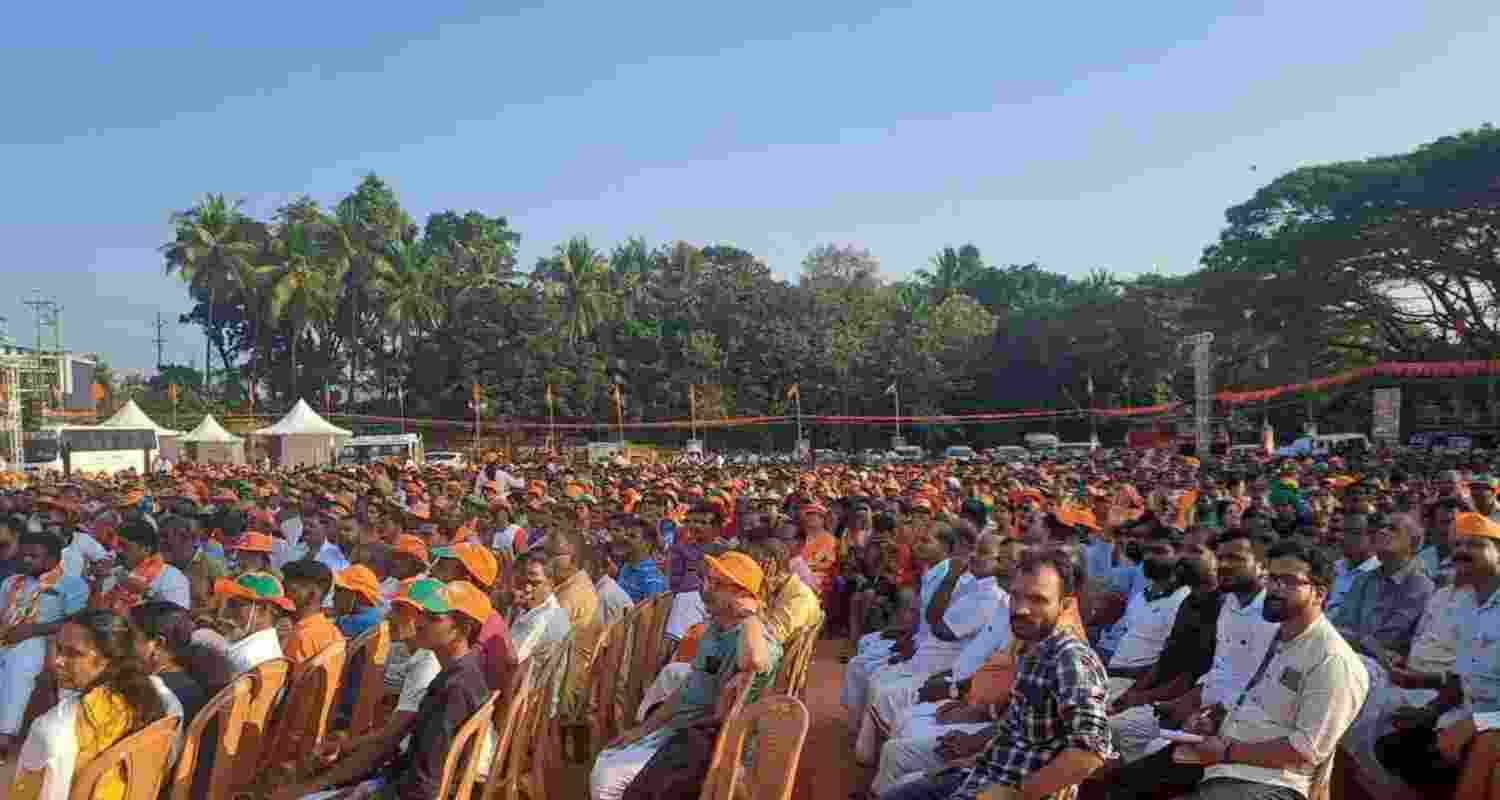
[232,657,291,792]
[434,691,501,800]
[699,694,809,800]
[169,673,254,800]
[260,640,348,775]
[343,621,391,737]
[69,715,181,800]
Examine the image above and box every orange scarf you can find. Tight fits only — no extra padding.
[95,555,167,616]
[1,566,63,628]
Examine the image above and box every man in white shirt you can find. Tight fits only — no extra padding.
[1111,530,1279,796]
[507,553,572,661]
[273,511,349,573]
[855,532,1000,765]
[1111,539,1369,800]
[593,543,635,628]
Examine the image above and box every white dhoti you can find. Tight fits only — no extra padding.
[590,728,673,800]
[637,662,694,723]
[0,637,48,735]
[1104,676,1161,764]
[665,592,706,641]
[857,666,920,764]
[871,701,992,796]
[1342,658,1434,796]
[842,644,897,729]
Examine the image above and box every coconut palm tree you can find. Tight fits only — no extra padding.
[370,239,442,403]
[916,244,986,304]
[261,215,345,403]
[534,236,613,347]
[160,194,258,400]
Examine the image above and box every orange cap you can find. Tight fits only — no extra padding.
[434,542,498,589]
[334,565,382,605]
[233,532,276,553]
[394,534,429,564]
[704,551,764,597]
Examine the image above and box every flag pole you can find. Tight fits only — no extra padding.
[690,385,698,445]
[546,386,556,453]
[795,389,803,446]
[894,383,902,442]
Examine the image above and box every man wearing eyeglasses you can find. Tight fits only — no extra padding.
[1109,540,1369,800]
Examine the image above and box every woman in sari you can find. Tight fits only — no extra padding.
[12,609,169,800]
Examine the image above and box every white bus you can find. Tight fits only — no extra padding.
[338,433,424,466]
[24,427,160,476]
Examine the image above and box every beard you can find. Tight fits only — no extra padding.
[1143,558,1177,583]
[1124,542,1144,562]
[1263,596,1289,622]
[1175,561,1212,589]
[1010,612,1058,642]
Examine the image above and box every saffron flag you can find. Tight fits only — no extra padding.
[786,384,800,402]
[884,382,897,396]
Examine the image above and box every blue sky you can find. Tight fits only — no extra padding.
[4,1,1497,371]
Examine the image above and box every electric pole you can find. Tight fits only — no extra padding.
[22,293,61,410]
[151,313,168,372]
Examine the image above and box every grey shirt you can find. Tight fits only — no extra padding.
[1331,556,1435,656]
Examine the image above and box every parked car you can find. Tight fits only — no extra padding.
[943,445,977,463]
[426,450,467,468]
[892,445,926,463]
[986,446,1029,462]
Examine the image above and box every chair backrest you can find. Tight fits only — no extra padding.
[772,612,825,699]
[233,657,290,790]
[70,715,181,800]
[623,594,674,720]
[344,621,391,737]
[479,657,535,800]
[700,694,809,800]
[434,691,501,800]
[261,639,348,771]
[170,673,254,800]
[586,615,632,760]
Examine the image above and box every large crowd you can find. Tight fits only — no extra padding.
[1,444,1499,800]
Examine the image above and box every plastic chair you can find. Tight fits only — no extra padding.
[69,715,181,800]
[343,621,391,737]
[484,640,572,800]
[260,640,348,775]
[771,612,825,699]
[231,657,290,792]
[623,594,674,723]
[168,673,253,800]
[434,691,501,800]
[478,658,535,800]
[699,694,809,800]
[585,614,633,762]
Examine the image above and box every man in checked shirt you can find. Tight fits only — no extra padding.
[880,548,1113,800]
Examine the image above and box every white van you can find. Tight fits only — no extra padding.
[1275,433,1370,457]
[892,445,926,463]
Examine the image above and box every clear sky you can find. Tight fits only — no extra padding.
[4,1,1496,371]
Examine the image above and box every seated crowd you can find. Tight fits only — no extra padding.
[0,453,1498,800]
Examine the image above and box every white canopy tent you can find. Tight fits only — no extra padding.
[95,399,184,462]
[252,399,352,467]
[178,414,245,465]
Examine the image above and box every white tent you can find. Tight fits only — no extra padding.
[97,400,183,435]
[253,399,352,437]
[96,399,184,462]
[179,414,245,465]
[180,414,243,443]
[253,399,351,467]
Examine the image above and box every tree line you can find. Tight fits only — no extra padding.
[161,125,1500,448]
